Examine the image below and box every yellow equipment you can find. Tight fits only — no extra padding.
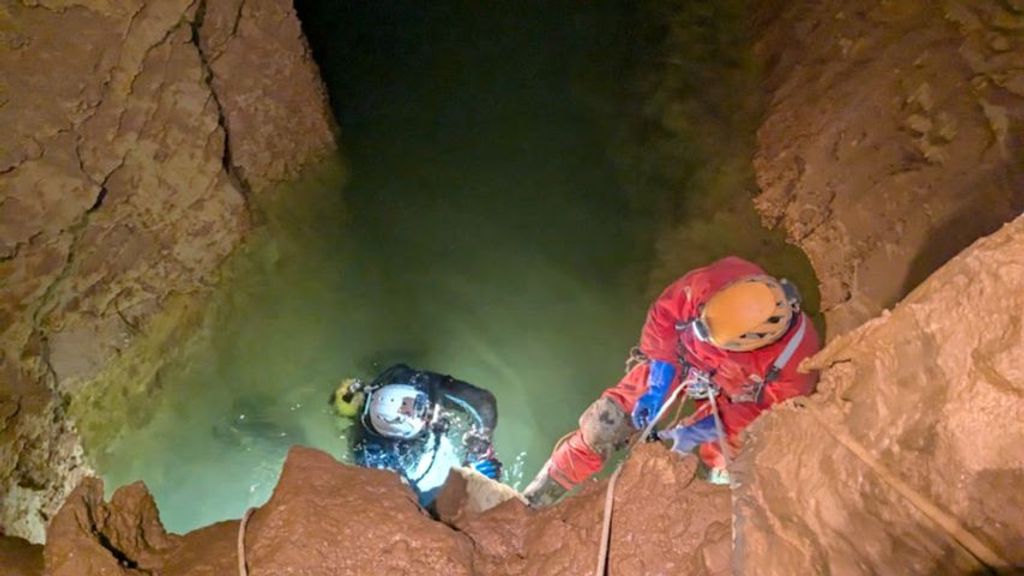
[332,378,366,418]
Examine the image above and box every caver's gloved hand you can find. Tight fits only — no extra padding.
[658,415,719,454]
[631,360,677,429]
[470,456,503,480]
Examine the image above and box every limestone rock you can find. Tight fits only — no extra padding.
[733,214,1024,573]
[160,520,240,576]
[243,446,475,575]
[434,466,526,527]
[32,444,730,575]
[44,478,180,575]
[197,0,338,193]
[461,444,732,576]
[752,0,1024,337]
[0,0,336,541]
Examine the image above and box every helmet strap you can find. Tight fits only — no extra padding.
[779,278,802,311]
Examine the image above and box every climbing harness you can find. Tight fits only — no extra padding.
[684,369,717,399]
[594,383,689,576]
[677,312,809,404]
[681,369,733,472]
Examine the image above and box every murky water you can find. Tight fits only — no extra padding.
[98,3,652,532]
[97,2,820,534]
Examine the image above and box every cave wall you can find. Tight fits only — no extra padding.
[0,0,335,542]
[734,214,1024,573]
[738,2,1024,572]
[753,0,1024,337]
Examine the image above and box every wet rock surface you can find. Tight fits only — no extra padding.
[45,479,180,575]
[434,466,524,528]
[733,214,1024,573]
[0,0,335,541]
[243,447,475,575]
[25,444,729,575]
[461,444,731,576]
[753,0,1024,336]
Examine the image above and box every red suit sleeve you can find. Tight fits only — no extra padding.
[638,277,696,363]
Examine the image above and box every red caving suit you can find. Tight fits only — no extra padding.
[548,256,821,489]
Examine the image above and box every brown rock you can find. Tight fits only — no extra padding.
[0,0,336,541]
[31,444,732,575]
[197,0,338,193]
[0,535,43,576]
[734,214,1024,573]
[44,478,180,575]
[435,466,525,527]
[752,0,1024,337]
[243,446,475,575]
[161,520,240,576]
[462,444,731,576]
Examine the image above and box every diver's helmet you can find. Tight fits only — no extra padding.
[366,384,431,439]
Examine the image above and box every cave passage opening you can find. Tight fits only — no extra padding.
[93,1,820,534]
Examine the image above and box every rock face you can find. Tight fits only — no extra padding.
[733,214,1024,573]
[459,444,731,576]
[0,0,335,542]
[243,447,475,576]
[197,0,337,193]
[753,0,1024,337]
[45,480,180,575]
[29,445,729,575]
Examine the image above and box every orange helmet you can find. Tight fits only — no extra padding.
[697,275,800,352]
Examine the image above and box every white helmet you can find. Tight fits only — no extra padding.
[366,384,431,439]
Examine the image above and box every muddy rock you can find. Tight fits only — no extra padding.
[44,478,180,575]
[733,214,1024,573]
[161,520,240,576]
[435,466,525,527]
[753,0,1024,336]
[243,446,475,575]
[0,0,335,541]
[462,444,732,576]
[197,0,338,192]
[31,444,730,575]
[0,535,43,576]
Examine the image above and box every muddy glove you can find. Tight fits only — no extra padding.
[658,415,719,454]
[631,360,677,429]
[470,457,502,480]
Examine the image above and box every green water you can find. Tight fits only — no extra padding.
[96,2,820,533]
[98,3,651,532]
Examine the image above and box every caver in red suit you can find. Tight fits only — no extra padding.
[523,256,820,507]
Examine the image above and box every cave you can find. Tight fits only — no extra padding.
[0,0,1022,574]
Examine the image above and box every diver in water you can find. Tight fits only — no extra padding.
[332,363,502,506]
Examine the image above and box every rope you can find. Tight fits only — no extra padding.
[706,388,733,471]
[594,384,689,576]
[238,507,254,576]
[804,404,1011,570]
